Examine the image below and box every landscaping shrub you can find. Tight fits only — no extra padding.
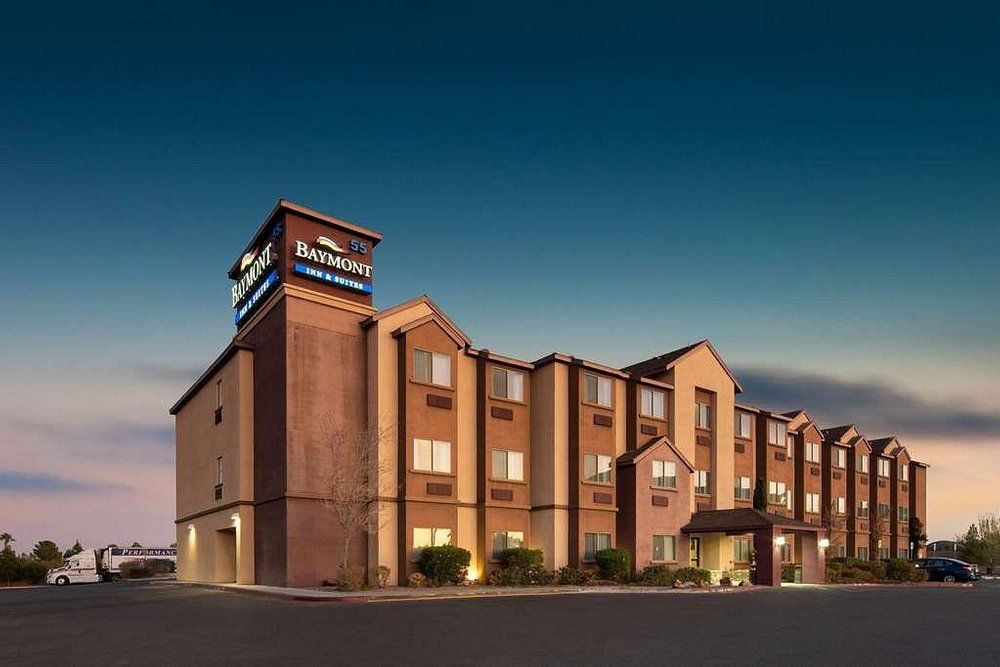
[335,564,365,591]
[885,558,927,582]
[370,565,391,588]
[119,560,153,580]
[826,557,888,583]
[498,548,544,569]
[594,548,631,583]
[673,567,712,586]
[781,564,798,583]
[555,566,596,586]
[418,545,471,585]
[639,565,676,586]
[486,565,554,586]
[146,558,176,575]
[407,572,428,587]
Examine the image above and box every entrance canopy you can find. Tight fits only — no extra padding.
[681,508,824,536]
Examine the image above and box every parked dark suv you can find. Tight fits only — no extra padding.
[913,558,980,582]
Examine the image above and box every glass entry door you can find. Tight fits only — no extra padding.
[690,537,701,567]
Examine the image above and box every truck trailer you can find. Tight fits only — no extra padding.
[46,547,177,585]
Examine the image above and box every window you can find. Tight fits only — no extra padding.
[734,476,752,501]
[780,542,793,564]
[491,367,524,401]
[786,434,795,458]
[805,493,821,514]
[734,413,752,438]
[491,530,524,559]
[491,449,524,481]
[858,500,870,518]
[835,496,847,515]
[898,548,910,559]
[652,535,676,562]
[640,388,665,419]
[857,546,870,560]
[877,457,891,478]
[652,460,676,489]
[412,527,451,559]
[584,453,612,484]
[695,402,711,429]
[898,506,909,522]
[857,454,869,474]
[768,420,787,445]
[733,537,751,563]
[413,438,452,473]
[584,374,612,407]
[878,503,891,520]
[832,447,846,468]
[216,456,224,486]
[694,470,711,495]
[768,480,787,506]
[584,532,611,561]
[413,349,452,386]
[216,379,223,409]
[878,547,890,560]
[899,464,909,482]
[805,441,821,463]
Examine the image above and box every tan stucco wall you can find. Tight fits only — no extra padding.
[530,508,569,569]
[176,503,255,584]
[529,362,569,568]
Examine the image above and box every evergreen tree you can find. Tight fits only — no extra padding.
[752,477,767,511]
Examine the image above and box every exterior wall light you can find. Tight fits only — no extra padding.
[819,538,830,548]
[230,513,239,522]
[187,524,195,531]
[774,535,786,546]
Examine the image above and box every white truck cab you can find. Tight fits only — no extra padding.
[46,550,102,585]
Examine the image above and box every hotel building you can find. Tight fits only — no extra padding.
[171,200,929,587]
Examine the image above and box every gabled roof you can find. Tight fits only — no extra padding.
[169,340,254,415]
[617,436,694,472]
[362,294,471,347]
[821,424,857,443]
[681,508,824,534]
[391,313,467,349]
[869,436,909,459]
[783,410,823,437]
[621,340,743,393]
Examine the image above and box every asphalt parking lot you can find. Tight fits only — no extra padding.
[3,580,999,665]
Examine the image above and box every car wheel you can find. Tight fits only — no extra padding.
[55,576,69,586]
[943,574,956,583]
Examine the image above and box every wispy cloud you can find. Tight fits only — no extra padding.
[3,418,174,465]
[736,367,1000,441]
[130,362,205,384]
[0,471,126,493]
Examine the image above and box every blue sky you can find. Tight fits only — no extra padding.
[1,1,998,551]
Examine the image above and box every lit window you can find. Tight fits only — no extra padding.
[652,460,676,489]
[734,413,752,439]
[806,493,821,514]
[413,438,451,473]
[413,349,452,387]
[584,453,612,483]
[695,403,711,429]
[584,374,612,407]
[491,530,525,559]
[832,447,846,469]
[733,537,751,562]
[898,506,909,521]
[640,388,665,419]
[805,442,821,463]
[734,476,752,501]
[768,421,787,445]
[216,379,223,409]
[835,497,847,515]
[216,456,224,486]
[491,449,524,481]
[899,464,909,482]
[857,454,869,474]
[858,500,870,518]
[877,458,891,478]
[768,480,787,506]
[694,470,711,495]
[491,367,524,401]
[584,532,612,561]
[412,527,451,559]
[652,535,676,562]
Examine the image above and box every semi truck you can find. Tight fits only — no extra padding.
[46,546,177,585]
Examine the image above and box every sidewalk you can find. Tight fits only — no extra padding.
[161,580,756,603]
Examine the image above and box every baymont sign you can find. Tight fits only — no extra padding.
[293,239,373,279]
[231,242,276,308]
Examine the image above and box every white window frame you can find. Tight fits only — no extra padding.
[768,420,787,446]
[806,493,821,514]
[832,447,846,469]
[734,476,751,501]
[413,438,452,473]
[768,480,788,506]
[640,388,665,419]
[652,535,676,562]
[584,374,612,407]
[413,348,452,387]
[412,527,451,559]
[491,449,524,481]
[584,532,612,561]
[805,441,821,463]
[734,412,752,439]
[695,402,711,429]
[899,464,909,482]
[857,454,869,474]
[215,379,223,409]
[857,546,870,560]
[652,460,676,489]
[694,470,711,495]
[733,537,752,562]
[858,500,870,518]
[836,496,847,515]
[491,530,525,559]
[216,456,224,486]
[877,457,891,478]
[491,367,524,401]
[584,453,612,484]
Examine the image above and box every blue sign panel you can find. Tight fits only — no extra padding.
[293,263,373,294]
[234,269,279,325]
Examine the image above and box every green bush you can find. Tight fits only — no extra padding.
[16,559,49,585]
[674,567,712,586]
[146,559,176,575]
[555,566,596,586]
[639,565,676,586]
[594,548,631,583]
[885,558,927,582]
[119,560,153,580]
[498,548,544,569]
[826,557,890,583]
[781,564,798,583]
[486,565,554,586]
[418,545,471,585]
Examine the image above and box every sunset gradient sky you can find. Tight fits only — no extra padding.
[2,1,998,552]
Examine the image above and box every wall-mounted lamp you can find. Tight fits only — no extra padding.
[230,513,239,522]
[774,535,786,546]
[187,524,195,531]
[819,538,830,548]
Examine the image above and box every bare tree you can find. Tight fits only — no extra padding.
[322,423,394,578]
[822,500,846,552]
[869,509,887,559]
